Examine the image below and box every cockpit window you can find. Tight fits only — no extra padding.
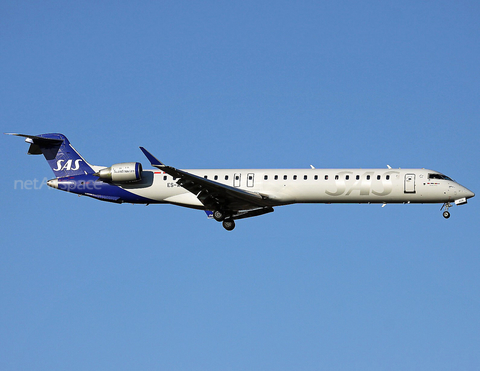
[428,173,453,181]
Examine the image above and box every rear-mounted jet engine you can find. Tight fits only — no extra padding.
[95,162,142,183]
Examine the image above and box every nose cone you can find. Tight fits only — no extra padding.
[465,188,475,199]
[47,178,58,189]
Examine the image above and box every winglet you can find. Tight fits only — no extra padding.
[139,147,165,167]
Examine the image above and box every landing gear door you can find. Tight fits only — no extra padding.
[404,173,416,193]
[234,173,241,187]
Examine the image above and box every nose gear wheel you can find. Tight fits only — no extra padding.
[441,202,452,219]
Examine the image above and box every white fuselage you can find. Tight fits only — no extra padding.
[12,133,474,230]
[120,168,474,209]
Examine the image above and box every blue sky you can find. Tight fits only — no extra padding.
[1,1,479,370]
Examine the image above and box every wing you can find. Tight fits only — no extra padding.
[140,147,274,219]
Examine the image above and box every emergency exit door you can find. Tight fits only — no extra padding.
[247,173,254,187]
[234,173,241,187]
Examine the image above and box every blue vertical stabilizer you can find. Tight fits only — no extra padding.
[6,133,95,177]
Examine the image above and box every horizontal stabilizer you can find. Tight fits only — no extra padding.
[5,133,64,144]
[6,133,64,155]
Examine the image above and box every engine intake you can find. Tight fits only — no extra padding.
[96,162,142,182]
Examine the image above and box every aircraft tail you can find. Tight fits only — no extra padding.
[7,133,95,177]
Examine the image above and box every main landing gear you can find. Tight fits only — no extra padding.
[441,203,452,219]
[213,209,236,231]
[222,218,235,231]
[213,210,226,222]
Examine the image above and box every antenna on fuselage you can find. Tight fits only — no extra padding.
[387,165,392,169]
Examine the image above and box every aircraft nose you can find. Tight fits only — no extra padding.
[459,184,475,199]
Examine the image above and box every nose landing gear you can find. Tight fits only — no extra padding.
[441,202,452,219]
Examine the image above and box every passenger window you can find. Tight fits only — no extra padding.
[367,175,371,180]
[377,175,381,180]
[284,175,287,180]
[163,176,167,181]
[293,175,297,180]
[325,175,328,180]
[356,175,360,180]
[225,175,229,180]
[304,175,308,180]
[346,175,350,180]
[264,175,268,180]
[386,175,390,180]
[214,175,218,180]
[335,175,339,180]
[204,175,208,179]
[314,175,318,180]
[275,175,278,180]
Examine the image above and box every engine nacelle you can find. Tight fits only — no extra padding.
[96,162,143,182]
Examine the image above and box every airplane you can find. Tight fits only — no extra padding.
[7,133,475,231]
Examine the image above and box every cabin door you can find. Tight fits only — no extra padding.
[404,173,416,193]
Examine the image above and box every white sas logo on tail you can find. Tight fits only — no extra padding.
[53,159,83,171]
